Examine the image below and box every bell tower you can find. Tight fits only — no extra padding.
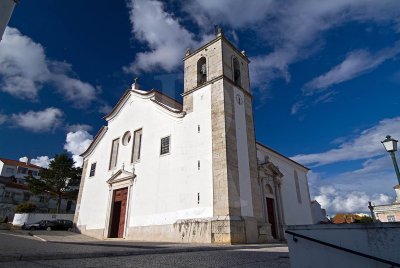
[182,30,266,244]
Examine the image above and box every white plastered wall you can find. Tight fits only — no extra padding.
[78,85,214,231]
[256,147,313,225]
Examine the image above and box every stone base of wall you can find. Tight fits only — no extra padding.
[211,216,269,244]
[76,225,105,240]
[78,217,272,244]
[127,218,212,243]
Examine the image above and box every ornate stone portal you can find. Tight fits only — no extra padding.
[258,156,285,240]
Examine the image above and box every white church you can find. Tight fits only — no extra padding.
[74,30,313,244]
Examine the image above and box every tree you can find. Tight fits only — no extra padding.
[15,202,36,213]
[25,153,82,213]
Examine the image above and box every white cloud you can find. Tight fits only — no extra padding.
[184,0,274,29]
[0,27,49,99]
[124,0,213,73]
[64,130,93,168]
[314,185,391,215]
[308,165,396,215]
[65,124,93,132]
[30,156,53,168]
[19,156,53,169]
[303,43,400,95]
[11,107,64,133]
[292,117,400,167]
[0,113,7,125]
[0,27,97,107]
[98,102,112,115]
[249,1,400,90]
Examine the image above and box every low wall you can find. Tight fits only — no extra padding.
[286,223,400,268]
[13,213,74,226]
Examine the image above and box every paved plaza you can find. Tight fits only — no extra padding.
[0,230,289,267]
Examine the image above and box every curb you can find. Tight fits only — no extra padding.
[0,244,289,262]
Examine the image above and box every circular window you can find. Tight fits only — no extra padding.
[122,131,131,146]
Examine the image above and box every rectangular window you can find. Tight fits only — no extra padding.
[387,215,396,222]
[89,163,96,177]
[28,170,33,175]
[18,167,28,174]
[109,138,119,170]
[23,193,30,201]
[6,168,13,174]
[32,171,38,176]
[160,136,170,155]
[131,129,143,163]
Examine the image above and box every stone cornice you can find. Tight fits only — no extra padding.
[182,34,250,63]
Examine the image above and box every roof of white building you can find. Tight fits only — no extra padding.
[0,158,41,169]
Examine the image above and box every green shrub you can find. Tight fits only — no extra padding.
[14,202,37,213]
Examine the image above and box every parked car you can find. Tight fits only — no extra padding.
[21,220,51,230]
[40,219,73,231]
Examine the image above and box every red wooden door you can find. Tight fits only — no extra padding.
[110,188,128,238]
[266,197,277,239]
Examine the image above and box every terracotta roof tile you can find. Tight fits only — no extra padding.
[0,158,42,169]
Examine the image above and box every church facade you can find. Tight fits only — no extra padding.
[74,31,313,244]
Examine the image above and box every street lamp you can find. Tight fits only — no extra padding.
[381,135,400,185]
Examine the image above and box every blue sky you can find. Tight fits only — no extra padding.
[1,0,400,215]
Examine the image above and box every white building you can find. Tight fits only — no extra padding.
[0,158,76,219]
[310,200,329,224]
[0,158,40,184]
[75,31,313,243]
[370,185,400,222]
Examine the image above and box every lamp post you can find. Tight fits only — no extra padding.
[381,135,400,185]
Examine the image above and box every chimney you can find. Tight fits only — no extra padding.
[25,157,31,165]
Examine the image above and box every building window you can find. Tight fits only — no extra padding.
[4,192,10,198]
[233,58,241,87]
[6,168,13,174]
[89,163,96,177]
[32,171,38,176]
[23,193,30,201]
[66,200,72,212]
[197,57,207,86]
[109,138,119,170]
[294,170,302,204]
[131,129,143,163]
[39,196,45,203]
[387,215,396,222]
[28,170,33,175]
[160,136,170,155]
[18,167,28,174]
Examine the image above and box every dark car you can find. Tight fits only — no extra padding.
[22,220,51,230]
[40,219,73,231]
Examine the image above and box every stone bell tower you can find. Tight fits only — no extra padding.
[182,29,266,244]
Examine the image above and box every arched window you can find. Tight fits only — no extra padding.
[233,58,241,87]
[197,57,207,86]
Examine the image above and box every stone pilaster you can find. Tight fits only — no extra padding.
[74,159,88,227]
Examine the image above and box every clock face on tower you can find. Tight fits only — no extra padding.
[236,94,243,105]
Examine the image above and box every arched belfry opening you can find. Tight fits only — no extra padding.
[197,57,207,86]
[233,58,241,87]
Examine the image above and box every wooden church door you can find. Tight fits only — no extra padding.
[266,197,277,239]
[110,188,128,238]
